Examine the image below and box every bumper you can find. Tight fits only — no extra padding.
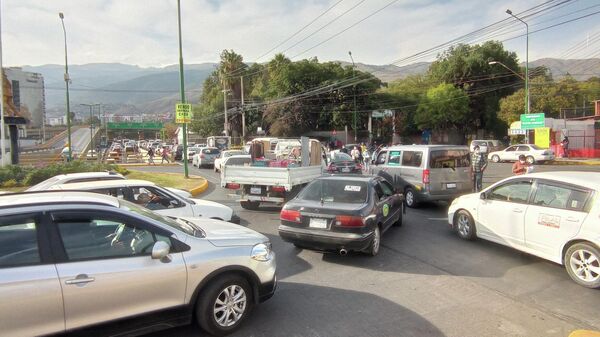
[258,275,277,303]
[278,225,373,252]
[418,190,468,202]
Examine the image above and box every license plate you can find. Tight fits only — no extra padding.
[446,183,457,189]
[309,218,328,229]
[250,187,262,194]
[341,167,350,172]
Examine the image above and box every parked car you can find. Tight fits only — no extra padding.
[488,144,555,164]
[48,179,239,223]
[214,150,246,173]
[26,172,125,191]
[174,144,184,161]
[193,147,221,168]
[326,152,362,174]
[278,175,403,256]
[469,139,502,153]
[448,171,600,288]
[370,145,471,208]
[0,191,275,336]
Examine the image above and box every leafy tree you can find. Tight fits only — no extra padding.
[414,83,470,130]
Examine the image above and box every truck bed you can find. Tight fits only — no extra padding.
[221,165,323,191]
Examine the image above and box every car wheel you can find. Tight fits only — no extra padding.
[491,155,500,163]
[564,243,600,289]
[526,155,535,164]
[366,226,381,257]
[454,210,476,240]
[240,200,260,210]
[405,188,419,208]
[196,274,253,336]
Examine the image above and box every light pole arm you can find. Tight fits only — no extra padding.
[489,61,525,80]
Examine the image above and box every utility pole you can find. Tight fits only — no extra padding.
[506,9,529,142]
[223,89,230,136]
[349,51,357,142]
[240,76,245,142]
[176,0,189,178]
[0,9,6,166]
[59,12,72,161]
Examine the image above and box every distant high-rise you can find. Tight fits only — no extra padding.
[3,67,45,128]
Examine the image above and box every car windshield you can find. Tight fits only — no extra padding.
[203,148,220,154]
[332,153,353,162]
[299,179,368,204]
[118,199,203,237]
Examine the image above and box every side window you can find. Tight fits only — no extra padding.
[568,189,591,211]
[532,183,571,209]
[517,146,530,152]
[373,184,385,200]
[131,186,182,210]
[379,181,394,197]
[388,151,401,166]
[55,215,169,261]
[402,151,423,167]
[0,215,41,268]
[376,151,388,165]
[505,146,517,152]
[488,181,532,203]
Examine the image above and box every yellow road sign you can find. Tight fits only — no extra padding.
[175,103,192,124]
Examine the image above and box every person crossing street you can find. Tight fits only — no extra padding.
[470,145,487,192]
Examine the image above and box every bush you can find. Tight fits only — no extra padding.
[0,165,28,186]
[21,161,126,186]
[2,179,19,188]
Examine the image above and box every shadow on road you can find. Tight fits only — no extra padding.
[151,282,446,337]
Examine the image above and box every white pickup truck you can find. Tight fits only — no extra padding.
[221,138,326,210]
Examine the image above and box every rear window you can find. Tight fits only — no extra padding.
[203,148,220,154]
[402,151,422,167]
[299,180,368,204]
[333,153,353,162]
[429,150,470,169]
[226,157,252,166]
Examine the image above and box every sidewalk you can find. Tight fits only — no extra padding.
[549,158,600,165]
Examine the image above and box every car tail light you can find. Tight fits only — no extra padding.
[335,215,365,227]
[225,183,240,189]
[271,186,286,193]
[423,169,430,184]
[280,209,301,223]
[200,154,205,158]
[356,163,363,170]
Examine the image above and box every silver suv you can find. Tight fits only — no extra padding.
[0,191,276,337]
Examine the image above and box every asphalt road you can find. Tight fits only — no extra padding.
[133,162,600,337]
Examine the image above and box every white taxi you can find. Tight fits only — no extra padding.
[448,171,600,288]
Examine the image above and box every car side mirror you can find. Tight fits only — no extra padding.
[480,192,486,200]
[151,241,171,262]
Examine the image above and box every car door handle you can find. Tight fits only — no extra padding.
[566,217,580,223]
[65,274,95,285]
[512,208,523,213]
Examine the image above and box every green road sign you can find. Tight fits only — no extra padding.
[176,103,192,124]
[107,122,164,130]
[520,113,545,130]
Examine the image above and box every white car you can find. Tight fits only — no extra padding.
[448,171,600,288]
[26,172,125,191]
[488,144,555,164]
[214,150,246,172]
[48,179,240,224]
[192,147,221,168]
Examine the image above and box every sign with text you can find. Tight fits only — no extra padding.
[535,127,550,148]
[175,104,192,124]
[520,113,545,130]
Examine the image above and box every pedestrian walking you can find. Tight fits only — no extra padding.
[350,146,361,163]
[147,147,155,165]
[161,147,170,164]
[362,148,371,172]
[470,145,487,192]
[561,136,570,158]
[512,155,531,175]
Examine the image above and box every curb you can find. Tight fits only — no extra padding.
[547,160,600,166]
[189,179,209,196]
[117,163,180,167]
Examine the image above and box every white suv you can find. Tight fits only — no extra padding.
[449,171,600,288]
[0,191,276,336]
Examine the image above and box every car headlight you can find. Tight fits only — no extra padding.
[251,242,273,262]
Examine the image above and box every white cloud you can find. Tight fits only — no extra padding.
[3,0,600,67]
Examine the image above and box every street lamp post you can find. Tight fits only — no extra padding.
[59,12,72,161]
[223,89,231,136]
[506,8,530,142]
[349,51,357,142]
[176,0,189,178]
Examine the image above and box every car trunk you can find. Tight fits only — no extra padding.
[283,199,367,234]
[330,160,360,173]
[427,149,471,195]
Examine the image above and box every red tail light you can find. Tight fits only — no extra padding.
[335,215,365,227]
[225,183,240,189]
[423,169,430,184]
[271,186,286,193]
[280,209,301,223]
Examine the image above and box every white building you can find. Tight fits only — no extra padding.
[3,67,45,128]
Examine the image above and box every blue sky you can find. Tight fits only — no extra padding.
[3,0,600,67]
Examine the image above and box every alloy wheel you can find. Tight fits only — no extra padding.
[213,285,247,327]
[457,213,471,237]
[569,249,600,283]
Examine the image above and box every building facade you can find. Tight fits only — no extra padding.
[3,67,45,129]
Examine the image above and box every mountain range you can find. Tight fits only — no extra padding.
[19,58,599,118]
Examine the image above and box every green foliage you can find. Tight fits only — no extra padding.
[0,165,27,186]
[414,83,470,130]
[2,179,19,188]
[13,162,127,187]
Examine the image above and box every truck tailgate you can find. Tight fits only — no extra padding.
[222,165,323,190]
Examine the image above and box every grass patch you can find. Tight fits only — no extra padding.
[125,170,206,191]
[0,186,27,193]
